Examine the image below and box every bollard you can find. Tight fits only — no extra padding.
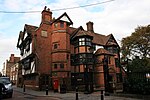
[76,86,78,100]
[101,90,104,100]
[46,85,48,95]
[23,84,25,92]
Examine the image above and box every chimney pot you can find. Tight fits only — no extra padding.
[44,6,47,10]
[47,8,50,12]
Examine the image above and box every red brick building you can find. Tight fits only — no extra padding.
[17,6,123,92]
[5,54,20,78]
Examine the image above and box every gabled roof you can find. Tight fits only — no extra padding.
[69,27,110,45]
[105,34,119,46]
[17,11,119,48]
[22,24,38,39]
[24,24,38,35]
[17,24,38,48]
[95,48,114,56]
[70,26,93,39]
[52,12,73,25]
[70,26,83,39]
[69,26,119,46]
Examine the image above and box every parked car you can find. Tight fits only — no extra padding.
[0,77,13,98]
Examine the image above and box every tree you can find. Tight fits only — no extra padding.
[129,57,150,72]
[121,25,150,94]
[124,57,150,94]
[121,25,150,58]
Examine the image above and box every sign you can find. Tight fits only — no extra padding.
[71,73,85,86]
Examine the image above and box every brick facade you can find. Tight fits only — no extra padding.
[17,6,123,92]
[5,54,20,78]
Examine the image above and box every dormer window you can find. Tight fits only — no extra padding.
[60,22,64,28]
[54,23,58,28]
[106,46,118,54]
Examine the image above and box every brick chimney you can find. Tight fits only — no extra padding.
[10,54,14,63]
[41,6,52,23]
[86,21,94,32]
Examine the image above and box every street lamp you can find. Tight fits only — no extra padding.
[84,65,89,94]
[103,55,110,94]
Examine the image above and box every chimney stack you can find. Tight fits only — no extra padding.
[86,21,94,33]
[41,6,52,23]
[10,54,14,63]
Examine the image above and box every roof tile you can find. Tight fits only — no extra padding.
[95,48,114,55]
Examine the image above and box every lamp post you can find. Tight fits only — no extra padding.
[46,85,48,95]
[84,65,89,94]
[23,84,25,92]
[103,55,109,94]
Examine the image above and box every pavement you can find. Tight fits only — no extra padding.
[13,86,149,100]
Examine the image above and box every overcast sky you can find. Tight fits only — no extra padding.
[0,0,150,71]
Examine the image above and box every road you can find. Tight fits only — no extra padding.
[4,90,142,100]
[11,86,145,100]
[4,91,58,100]
[4,91,142,100]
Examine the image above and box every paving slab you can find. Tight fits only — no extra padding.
[13,86,146,100]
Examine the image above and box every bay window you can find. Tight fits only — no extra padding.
[79,37,91,46]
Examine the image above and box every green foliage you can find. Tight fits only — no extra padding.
[121,25,150,58]
[121,25,150,94]
[125,74,150,94]
[123,58,150,94]
[129,58,150,72]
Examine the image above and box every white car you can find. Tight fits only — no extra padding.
[0,77,13,98]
